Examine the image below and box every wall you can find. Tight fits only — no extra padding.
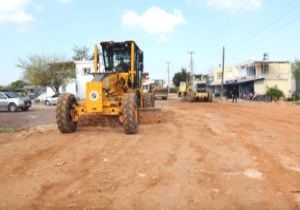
[46,79,76,96]
[75,61,94,99]
[254,62,293,97]
[211,64,246,85]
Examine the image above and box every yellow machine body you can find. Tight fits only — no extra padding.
[77,72,131,117]
[194,92,210,99]
[86,82,103,113]
[56,40,154,134]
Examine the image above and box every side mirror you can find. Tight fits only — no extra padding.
[139,53,143,62]
[139,63,143,71]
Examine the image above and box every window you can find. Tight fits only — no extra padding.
[83,68,91,75]
[262,63,269,76]
[0,93,7,99]
[52,94,60,98]
[247,66,256,77]
[4,92,17,98]
[196,84,206,93]
[217,72,222,80]
[102,46,131,72]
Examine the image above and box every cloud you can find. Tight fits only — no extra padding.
[56,0,73,3]
[207,0,263,13]
[122,7,185,41]
[0,0,34,30]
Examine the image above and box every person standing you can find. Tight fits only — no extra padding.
[232,87,238,103]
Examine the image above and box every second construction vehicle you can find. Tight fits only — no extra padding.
[152,80,168,100]
[177,81,187,97]
[56,40,155,134]
[184,74,213,102]
[143,79,168,100]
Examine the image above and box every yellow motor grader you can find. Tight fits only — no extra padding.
[56,41,154,134]
[184,74,213,102]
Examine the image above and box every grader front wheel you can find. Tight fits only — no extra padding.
[56,93,78,133]
[122,93,138,134]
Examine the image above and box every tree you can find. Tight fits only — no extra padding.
[72,45,91,61]
[18,55,76,94]
[266,85,284,101]
[9,80,28,91]
[293,61,300,99]
[172,68,188,87]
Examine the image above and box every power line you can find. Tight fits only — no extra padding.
[231,1,300,52]
[240,12,300,53]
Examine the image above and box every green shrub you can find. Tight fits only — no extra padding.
[0,125,14,133]
[169,87,178,93]
[292,91,300,101]
[266,86,284,101]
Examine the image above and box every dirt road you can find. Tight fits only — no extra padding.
[0,96,300,209]
[0,105,55,131]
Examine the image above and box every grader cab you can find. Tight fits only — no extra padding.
[56,41,154,134]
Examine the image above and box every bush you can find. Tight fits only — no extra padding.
[292,91,300,101]
[169,87,178,93]
[266,86,284,101]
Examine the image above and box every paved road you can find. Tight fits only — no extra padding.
[0,104,55,130]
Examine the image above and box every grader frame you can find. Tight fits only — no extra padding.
[56,41,154,134]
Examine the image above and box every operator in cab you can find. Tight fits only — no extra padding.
[116,57,129,72]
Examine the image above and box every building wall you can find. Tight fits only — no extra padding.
[75,61,94,99]
[211,61,293,97]
[254,62,293,97]
[46,79,77,96]
[212,65,247,85]
[254,79,291,96]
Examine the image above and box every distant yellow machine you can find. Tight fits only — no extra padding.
[177,81,187,97]
[149,80,168,100]
[184,74,212,102]
[56,41,154,134]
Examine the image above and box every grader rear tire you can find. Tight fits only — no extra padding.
[122,93,138,134]
[56,93,78,133]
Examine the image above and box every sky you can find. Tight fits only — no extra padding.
[0,0,299,85]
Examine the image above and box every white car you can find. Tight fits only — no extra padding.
[0,92,31,112]
[44,94,61,106]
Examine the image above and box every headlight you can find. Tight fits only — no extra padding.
[17,100,24,105]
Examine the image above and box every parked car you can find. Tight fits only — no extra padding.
[44,94,61,106]
[0,92,31,112]
[34,92,49,104]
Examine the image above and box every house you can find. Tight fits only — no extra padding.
[210,60,295,97]
[74,60,95,99]
[45,60,97,99]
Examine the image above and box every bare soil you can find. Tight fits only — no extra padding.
[0,95,300,210]
[0,105,55,131]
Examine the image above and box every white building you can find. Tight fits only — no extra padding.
[74,60,95,99]
[46,60,96,100]
[210,60,294,97]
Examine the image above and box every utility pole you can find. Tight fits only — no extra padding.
[188,51,195,76]
[221,46,225,98]
[166,61,171,93]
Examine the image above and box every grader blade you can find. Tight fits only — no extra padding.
[138,108,162,124]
